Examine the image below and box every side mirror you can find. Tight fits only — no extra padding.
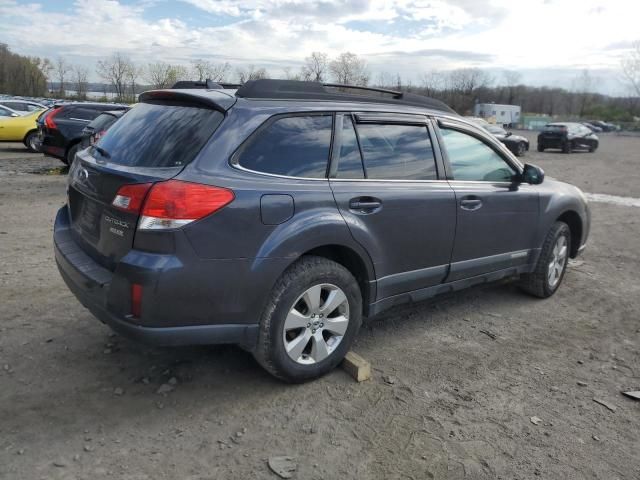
[505,131,512,137]
[522,163,544,185]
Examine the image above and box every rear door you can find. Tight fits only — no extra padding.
[68,101,225,270]
[435,119,539,281]
[329,113,456,300]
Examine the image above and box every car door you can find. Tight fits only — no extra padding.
[329,113,457,300]
[574,125,596,150]
[434,119,540,281]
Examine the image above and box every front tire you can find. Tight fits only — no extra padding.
[516,142,527,156]
[537,143,545,152]
[253,256,362,383]
[562,140,572,154]
[519,222,571,298]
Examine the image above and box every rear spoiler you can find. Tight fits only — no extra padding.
[138,89,237,113]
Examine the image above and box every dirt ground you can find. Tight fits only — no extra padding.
[0,133,639,480]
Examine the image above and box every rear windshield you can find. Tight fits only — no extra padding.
[92,102,223,167]
[88,113,119,131]
[543,125,567,131]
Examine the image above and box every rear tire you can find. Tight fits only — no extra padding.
[589,142,597,153]
[519,222,571,298]
[253,256,362,383]
[66,144,79,166]
[562,141,572,154]
[537,143,544,152]
[24,131,40,153]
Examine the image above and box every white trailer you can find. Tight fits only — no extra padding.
[473,103,521,127]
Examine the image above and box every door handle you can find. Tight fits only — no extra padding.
[460,198,483,211]
[349,197,382,212]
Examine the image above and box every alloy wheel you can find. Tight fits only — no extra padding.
[547,235,568,288]
[282,283,350,365]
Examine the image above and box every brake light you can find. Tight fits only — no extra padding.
[44,107,63,130]
[112,183,152,213]
[138,180,234,230]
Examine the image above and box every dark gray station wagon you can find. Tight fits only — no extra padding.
[54,80,590,382]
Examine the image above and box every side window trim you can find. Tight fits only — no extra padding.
[329,113,367,179]
[230,112,334,181]
[435,118,523,181]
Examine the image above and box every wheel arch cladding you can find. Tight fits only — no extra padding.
[556,210,582,257]
[302,244,373,310]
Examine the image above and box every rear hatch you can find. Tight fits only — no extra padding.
[67,92,232,270]
[540,125,567,140]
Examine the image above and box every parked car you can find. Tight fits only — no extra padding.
[39,102,128,164]
[480,123,529,156]
[54,80,590,382]
[0,99,46,113]
[0,105,22,118]
[79,109,128,150]
[537,122,599,153]
[0,109,42,152]
[581,122,602,133]
[588,120,619,132]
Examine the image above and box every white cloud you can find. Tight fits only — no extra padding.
[0,0,638,94]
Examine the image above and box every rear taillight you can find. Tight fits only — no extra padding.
[138,180,234,230]
[112,183,153,213]
[92,130,107,145]
[44,107,62,130]
[112,180,234,230]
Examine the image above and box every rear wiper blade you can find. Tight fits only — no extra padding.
[93,145,111,159]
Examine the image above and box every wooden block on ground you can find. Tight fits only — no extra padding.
[341,351,371,382]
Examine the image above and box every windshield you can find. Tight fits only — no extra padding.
[92,102,223,168]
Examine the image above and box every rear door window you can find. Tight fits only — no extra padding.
[92,102,223,168]
[236,115,332,178]
[355,123,437,180]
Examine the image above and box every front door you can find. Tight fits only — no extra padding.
[329,113,457,300]
[435,120,540,282]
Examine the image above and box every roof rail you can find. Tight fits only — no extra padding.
[235,79,455,114]
[323,83,404,99]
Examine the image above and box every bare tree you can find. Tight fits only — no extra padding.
[329,52,369,86]
[127,63,143,101]
[54,57,71,94]
[146,62,188,89]
[236,65,268,83]
[301,52,328,82]
[621,40,640,97]
[72,65,89,99]
[282,66,301,81]
[573,69,593,117]
[40,58,53,93]
[503,70,522,105]
[96,52,133,101]
[419,71,445,97]
[190,59,230,82]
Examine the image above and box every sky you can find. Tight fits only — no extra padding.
[0,0,638,95]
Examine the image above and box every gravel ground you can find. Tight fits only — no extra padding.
[0,135,639,480]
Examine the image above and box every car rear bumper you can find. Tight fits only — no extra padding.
[53,206,259,348]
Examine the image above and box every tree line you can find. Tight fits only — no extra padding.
[1,43,639,122]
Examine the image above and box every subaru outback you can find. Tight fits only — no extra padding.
[54,80,590,382]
